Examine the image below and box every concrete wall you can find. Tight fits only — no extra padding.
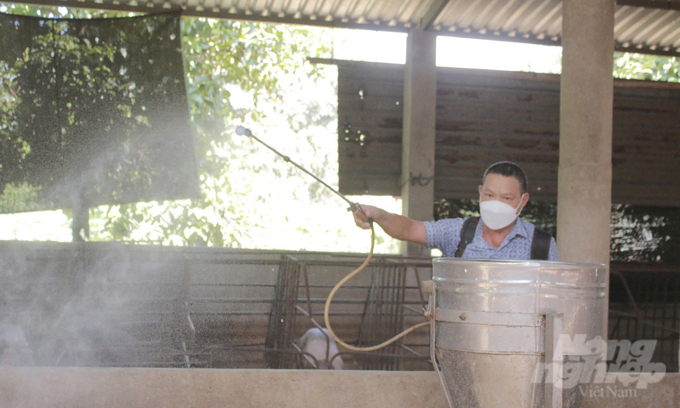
[0,368,676,408]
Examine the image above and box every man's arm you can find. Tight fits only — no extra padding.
[352,204,427,246]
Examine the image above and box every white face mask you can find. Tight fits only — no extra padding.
[479,195,525,230]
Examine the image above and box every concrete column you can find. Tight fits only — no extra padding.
[401,29,437,257]
[557,0,615,265]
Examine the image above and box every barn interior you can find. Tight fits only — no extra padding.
[0,1,679,407]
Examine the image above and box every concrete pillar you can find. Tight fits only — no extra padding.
[557,0,615,265]
[401,29,437,257]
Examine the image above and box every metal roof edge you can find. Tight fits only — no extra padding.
[313,58,680,89]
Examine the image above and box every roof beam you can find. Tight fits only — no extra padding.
[617,0,680,11]
[419,0,449,30]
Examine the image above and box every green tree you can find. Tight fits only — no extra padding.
[90,18,337,247]
[613,52,679,82]
[0,14,193,212]
[1,4,401,253]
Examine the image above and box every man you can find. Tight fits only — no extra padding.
[353,161,559,261]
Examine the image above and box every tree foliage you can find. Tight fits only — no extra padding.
[0,3,402,253]
[89,19,337,247]
[613,52,679,82]
[0,12,196,212]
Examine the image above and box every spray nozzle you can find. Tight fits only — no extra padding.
[235,126,253,137]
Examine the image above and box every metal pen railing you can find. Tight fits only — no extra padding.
[3,241,676,372]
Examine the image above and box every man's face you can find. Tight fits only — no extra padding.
[478,174,527,214]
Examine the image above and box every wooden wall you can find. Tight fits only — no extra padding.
[337,61,680,207]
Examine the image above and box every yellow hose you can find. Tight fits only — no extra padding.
[323,223,432,352]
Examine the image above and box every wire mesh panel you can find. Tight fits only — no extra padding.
[355,259,408,370]
[264,255,301,369]
[609,264,680,372]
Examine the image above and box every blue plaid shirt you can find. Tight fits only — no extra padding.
[423,217,560,261]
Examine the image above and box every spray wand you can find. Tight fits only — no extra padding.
[235,126,369,219]
[236,126,430,352]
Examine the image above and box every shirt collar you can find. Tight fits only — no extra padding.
[474,217,530,249]
[511,218,530,239]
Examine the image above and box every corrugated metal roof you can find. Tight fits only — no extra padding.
[335,59,680,207]
[14,0,680,57]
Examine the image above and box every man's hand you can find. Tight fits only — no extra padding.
[352,204,427,246]
[352,204,383,230]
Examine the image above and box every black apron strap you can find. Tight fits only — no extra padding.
[455,217,480,258]
[531,227,552,260]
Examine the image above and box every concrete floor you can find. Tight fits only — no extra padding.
[0,368,677,408]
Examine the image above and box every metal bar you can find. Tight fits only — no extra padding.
[293,304,334,363]
[355,271,372,345]
[190,283,277,287]
[294,305,327,333]
[412,267,427,311]
[291,342,319,369]
[302,264,314,318]
[436,309,544,326]
[237,126,362,213]
[388,265,398,368]
[379,263,388,369]
[674,277,680,370]
[398,343,424,358]
[652,273,659,355]
[419,0,449,29]
[617,0,680,11]
[633,274,641,343]
[659,274,667,361]
[608,311,680,334]
[396,266,407,370]
[208,346,323,362]
[400,343,431,347]
[385,263,393,335]
[181,340,191,368]
[193,311,375,316]
[611,271,642,314]
[545,313,563,408]
[292,284,423,289]
[609,316,621,338]
[329,351,428,365]
[191,297,424,304]
[285,260,298,368]
[300,298,422,305]
[644,273,652,344]
[16,251,434,268]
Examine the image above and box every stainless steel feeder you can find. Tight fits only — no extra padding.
[426,259,608,408]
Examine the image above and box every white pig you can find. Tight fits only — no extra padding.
[298,328,343,370]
